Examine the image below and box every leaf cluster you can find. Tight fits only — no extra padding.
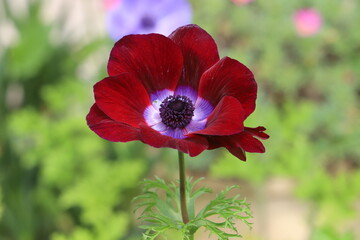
[133,177,252,239]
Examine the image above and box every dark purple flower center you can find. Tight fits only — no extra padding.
[159,95,195,129]
[140,16,155,29]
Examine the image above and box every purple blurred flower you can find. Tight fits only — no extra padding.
[105,0,192,41]
[293,8,322,37]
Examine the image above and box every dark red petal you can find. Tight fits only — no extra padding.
[235,132,266,153]
[86,104,140,142]
[198,57,257,119]
[107,33,183,94]
[191,96,244,136]
[244,126,270,139]
[169,24,220,90]
[226,147,247,161]
[207,129,267,153]
[139,123,208,157]
[205,125,268,159]
[94,74,150,128]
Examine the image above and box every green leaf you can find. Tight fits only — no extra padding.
[133,177,252,239]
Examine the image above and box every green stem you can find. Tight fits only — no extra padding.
[178,151,189,224]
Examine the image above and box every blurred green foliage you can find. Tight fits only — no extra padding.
[202,0,360,239]
[0,0,359,239]
[0,187,3,220]
[0,1,147,239]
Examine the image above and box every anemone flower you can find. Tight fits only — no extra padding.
[86,24,268,160]
[293,8,322,37]
[105,0,192,41]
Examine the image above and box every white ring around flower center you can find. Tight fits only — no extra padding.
[144,87,213,139]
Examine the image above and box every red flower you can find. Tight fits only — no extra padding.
[86,24,269,160]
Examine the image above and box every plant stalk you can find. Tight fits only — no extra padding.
[178,151,189,224]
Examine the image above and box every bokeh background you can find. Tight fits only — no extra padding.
[1,0,360,239]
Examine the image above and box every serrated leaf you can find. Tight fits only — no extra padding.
[134,177,252,239]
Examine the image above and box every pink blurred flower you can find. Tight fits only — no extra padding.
[231,0,254,5]
[293,8,322,37]
[103,0,122,11]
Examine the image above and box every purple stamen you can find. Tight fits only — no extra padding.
[159,95,194,129]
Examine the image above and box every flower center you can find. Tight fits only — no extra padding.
[159,95,195,129]
[140,16,155,29]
